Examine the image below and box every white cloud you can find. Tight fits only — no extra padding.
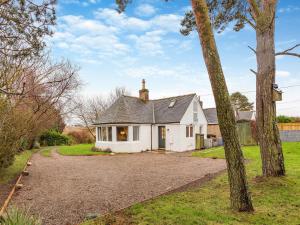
[94,8,151,31]
[277,70,290,77]
[128,30,166,56]
[135,4,157,17]
[51,15,129,58]
[278,6,300,13]
[94,8,182,33]
[62,0,100,6]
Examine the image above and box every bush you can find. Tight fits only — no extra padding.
[67,130,94,144]
[0,99,22,169]
[0,207,41,225]
[277,115,295,123]
[40,130,70,146]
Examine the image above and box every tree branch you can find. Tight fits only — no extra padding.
[250,69,257,75]
[248,45,256,54]
[276,44,300,58]
[0,82,25,96]
[247,0,261,19]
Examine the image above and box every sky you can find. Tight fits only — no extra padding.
[49,0,300,116]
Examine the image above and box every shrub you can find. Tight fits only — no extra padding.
[0,207,41,225]
[67,130,94,144]
[40,130,70,146]
[0,99,22,169]
[277,115,295,123]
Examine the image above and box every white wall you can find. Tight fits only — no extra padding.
[179,95,208,151]
[95,124,152,153]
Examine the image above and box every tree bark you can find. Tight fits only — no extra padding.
[191,0,253,212]
[255,0,285,176]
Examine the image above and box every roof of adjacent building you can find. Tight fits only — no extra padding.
[94,93,197,124]
[203,108,255,125]
[203,108,219,124]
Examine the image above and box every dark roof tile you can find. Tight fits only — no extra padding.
[95,94,196,124]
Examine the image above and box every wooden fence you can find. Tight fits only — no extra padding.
[278,123,300,131]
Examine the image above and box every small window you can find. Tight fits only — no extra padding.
[117,126,128,141]
[169,99,176,108]
[108,127,112,141]
[101,127,107,141]
[186,125,193,138]
[193,112,198,122]
[133,126,139,141]
[190,126,193,137]
[186,126,189,137]
[97,127,101,141]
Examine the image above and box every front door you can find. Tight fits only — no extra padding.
[158,126,166,149]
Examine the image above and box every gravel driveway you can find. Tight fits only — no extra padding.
[11,149,226,225]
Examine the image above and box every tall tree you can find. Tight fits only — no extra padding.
[0,0,56,95]
[230,92,254,111]
[116,0,253,211]
[181,0,300,177]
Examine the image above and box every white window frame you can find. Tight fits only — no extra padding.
[133,126,140,141]
[98,126,112,142]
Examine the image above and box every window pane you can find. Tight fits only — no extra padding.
[97,127,101,141]
[193,112,198,122]
[117,126,128,141]
[133,126,139,141]
[108,127,112,141]
[101,127,107,141]
[186,126,189,137]
[190,126,193,137]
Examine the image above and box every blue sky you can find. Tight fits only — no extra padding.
[50,0,300,116]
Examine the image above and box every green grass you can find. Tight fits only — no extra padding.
[40,148,52,157]
[57,144,109,156]
[82,142,300,225]
[0,150,32,184]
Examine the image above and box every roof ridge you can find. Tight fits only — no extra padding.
[151,93,196,101]
[204,107,216,110]
[122,95,139,99]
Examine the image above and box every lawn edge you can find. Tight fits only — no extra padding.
[0,153,34,217]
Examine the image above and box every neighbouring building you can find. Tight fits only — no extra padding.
[204,108,257,146]
[93,80,208,153]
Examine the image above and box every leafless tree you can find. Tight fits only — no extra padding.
[73,87,129,138]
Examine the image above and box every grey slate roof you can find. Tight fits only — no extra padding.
[203,108,255,125]
[203,108,218,124]
[95,94,196,124]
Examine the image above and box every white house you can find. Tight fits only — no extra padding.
[94,80,208,153]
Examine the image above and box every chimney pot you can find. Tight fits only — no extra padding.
[139,79,149,102]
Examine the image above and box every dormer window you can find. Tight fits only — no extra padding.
[169,99,176,108]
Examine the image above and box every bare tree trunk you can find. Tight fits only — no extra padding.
[191,0,253,211]
[255,1,285,177]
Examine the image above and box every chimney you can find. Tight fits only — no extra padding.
[139,79,149,102]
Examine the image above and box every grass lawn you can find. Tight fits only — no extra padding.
[0,150,33,184]
[57,144,109,156]
[82,142,300,225]
[40,148,52,157]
